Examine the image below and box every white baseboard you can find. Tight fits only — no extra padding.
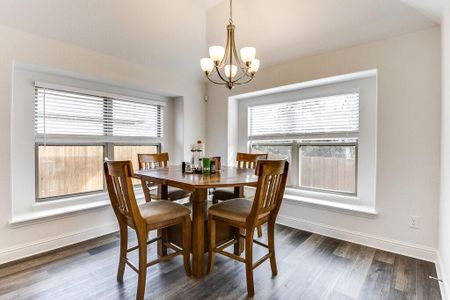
[0,222,118,265]
[277,214,437,262]
[437,251,449,300]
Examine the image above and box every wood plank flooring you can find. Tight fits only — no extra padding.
[0,224,441,299]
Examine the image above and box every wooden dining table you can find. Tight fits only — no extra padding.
[134,166,258,278]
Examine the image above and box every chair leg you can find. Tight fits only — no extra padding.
[117,223,128,282]
[257,225,263,238]
[136,231,148,300]
[245,227,255,296]
[182,216,192,276]
[207,216,216,274]
[268,221,278,276]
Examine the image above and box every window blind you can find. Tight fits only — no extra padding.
[34,87,164,139]
[248,93,359,139]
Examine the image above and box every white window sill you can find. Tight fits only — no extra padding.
[10,189,146,226]
[283,189,378,217]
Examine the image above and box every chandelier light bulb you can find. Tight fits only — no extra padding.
[209,46,225,63]
[224,64,238,78]
[249,59,260,74]
[200,58,214,73]
[240,47,256,64]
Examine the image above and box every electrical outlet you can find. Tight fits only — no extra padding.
[410,216,420,229]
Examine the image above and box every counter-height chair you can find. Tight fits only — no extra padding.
[104,160,191,300]
[207,160,289,296]
[212,152,268,237]
[212,152,268,203]
[138,153,191,202]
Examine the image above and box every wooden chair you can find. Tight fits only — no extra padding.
[207,160,289,296]
[212,152,268,203]
[104,160,191,300]
[138,153,191,202]
[212,152,268,237]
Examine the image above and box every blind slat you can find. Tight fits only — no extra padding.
[34,87,164,139]
[248,93,359,138]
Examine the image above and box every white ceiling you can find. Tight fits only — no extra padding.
[206,0,437,69]
[0,0,439,79]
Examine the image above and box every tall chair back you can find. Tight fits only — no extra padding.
[249,160,289,224]
[138,153,169,170]
[104,161,143,228]
[236,152,268,168]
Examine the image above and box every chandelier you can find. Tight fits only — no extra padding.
[200,0,260,90]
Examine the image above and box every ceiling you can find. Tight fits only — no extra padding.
[0,0,207,79]
[0,0,439,79]
[206,0,437,69]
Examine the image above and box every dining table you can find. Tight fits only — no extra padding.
[133,166,259,278]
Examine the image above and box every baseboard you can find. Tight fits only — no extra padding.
[436,251,449,300]
[0,222,118,264]
[277,214,437,262]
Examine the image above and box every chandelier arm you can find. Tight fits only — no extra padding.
[233,75,255,85]
[214,65,230,84]
[231,29,244,68]
[206,75,227,85]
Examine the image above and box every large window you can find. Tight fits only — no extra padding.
[249,93,359,195]
[34,86,163,200]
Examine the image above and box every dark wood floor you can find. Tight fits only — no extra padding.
[0,224,441,300]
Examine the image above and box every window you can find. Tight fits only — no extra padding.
[34,85,163,200]
[249,93,359,195]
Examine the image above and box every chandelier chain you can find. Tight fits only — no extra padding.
[229,0,233,24]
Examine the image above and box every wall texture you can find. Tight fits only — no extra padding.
[206,27,441,260]
[0,25,206,263]
[439,0,450,297]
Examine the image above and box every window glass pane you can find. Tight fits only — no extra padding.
[251,144,291,162]
[38,145,104,199]
[251,144,292,185]
[113,145,159,170]
[299,145,356,194]
[114,145,159,184]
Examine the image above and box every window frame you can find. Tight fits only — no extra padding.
[35,142,161,202]
[248,140,358,196]
[235,73,377,209]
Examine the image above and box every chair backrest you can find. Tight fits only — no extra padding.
[236,152,268,169]
[248,160,289,224]
[138,153,169,170]
[104,161,144,228]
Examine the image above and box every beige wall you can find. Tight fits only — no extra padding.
[439,0,450,297]
[206,27,441,258]
[0,25,206,263]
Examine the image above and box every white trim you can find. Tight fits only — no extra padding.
[276,214,437,262]
[437,251,449,300]
[229,69,377,101]
[0,222,118,265]
[283,193,378,217]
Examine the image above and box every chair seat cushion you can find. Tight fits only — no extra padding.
[139,200,190,226]
[208,198,254,223]
[212,187,256,201]
[151,186,191,201]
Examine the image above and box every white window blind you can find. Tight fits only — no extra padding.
[248,93,359,139]
[34,87,164,139]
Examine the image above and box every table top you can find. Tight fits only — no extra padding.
[134,166,258,190]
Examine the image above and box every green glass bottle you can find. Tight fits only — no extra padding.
[202,157,210,174]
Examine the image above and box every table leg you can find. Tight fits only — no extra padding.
[191,188,207,278]
[233,186,245,255]
[157,183,169,257]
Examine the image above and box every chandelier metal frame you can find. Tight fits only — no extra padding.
[200,0,260,90]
